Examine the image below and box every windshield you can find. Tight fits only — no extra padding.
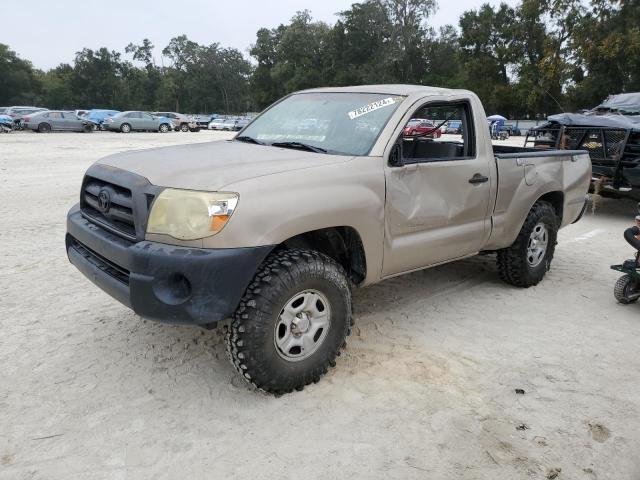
[241,92,404,156]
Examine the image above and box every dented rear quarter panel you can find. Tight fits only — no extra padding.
[485,151,591,250]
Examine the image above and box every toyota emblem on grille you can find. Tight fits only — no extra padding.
[97,189,111,213]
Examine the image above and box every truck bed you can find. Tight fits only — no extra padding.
[483,145,591,252]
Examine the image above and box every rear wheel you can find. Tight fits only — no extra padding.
[159,123,170,133]
[120,123,131,133]
[614,275,639,304]
[38,123,51,133]
[227,249,352,395]
[497,201,558,287]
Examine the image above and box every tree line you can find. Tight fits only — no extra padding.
[1,0,638,118]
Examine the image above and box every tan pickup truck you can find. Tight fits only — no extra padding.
[66,85,591,394]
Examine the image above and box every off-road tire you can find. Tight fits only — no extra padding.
[614,274,638,304]
[497,201,558,288]
[226,248,352,395]
[38,122,51,133]
[120,123,131,133]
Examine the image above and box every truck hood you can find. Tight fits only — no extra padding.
[97,140,352,191]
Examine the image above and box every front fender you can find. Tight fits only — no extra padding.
[202,156,387,285]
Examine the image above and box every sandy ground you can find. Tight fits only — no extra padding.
[1,130,640,480]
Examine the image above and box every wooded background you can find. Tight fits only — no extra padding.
[1,0,638,117]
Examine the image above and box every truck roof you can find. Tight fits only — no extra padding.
[297,84,469,97]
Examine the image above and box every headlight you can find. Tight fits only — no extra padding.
[147,189,239,240]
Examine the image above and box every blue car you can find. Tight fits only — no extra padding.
[84,109,120,129]
[0,114,13,132]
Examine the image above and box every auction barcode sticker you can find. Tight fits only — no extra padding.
[348,97,396,120]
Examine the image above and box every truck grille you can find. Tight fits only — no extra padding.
[69,237,130,285]
[81,176,136,239]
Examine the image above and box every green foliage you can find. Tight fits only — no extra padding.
[0,37,252,114]
[1,0,639,116]
[0,44,41,105]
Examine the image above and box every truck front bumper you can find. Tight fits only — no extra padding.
[66,205,273,325]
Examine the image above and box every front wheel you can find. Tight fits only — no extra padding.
[614,274,639,304]
[226,249,352,395]
[120,123,131,133]
[497,201,558,287]
[180,123,189,132]
[38,123,51,133]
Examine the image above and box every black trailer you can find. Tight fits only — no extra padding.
[525,93,640,197]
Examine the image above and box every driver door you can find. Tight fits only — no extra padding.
[382,100,493,276]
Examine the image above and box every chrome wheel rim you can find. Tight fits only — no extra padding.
[527,222,548,267]
[274,289,331,362]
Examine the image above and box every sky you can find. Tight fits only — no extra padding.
[3,0,519,70]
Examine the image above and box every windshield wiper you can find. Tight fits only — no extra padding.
[235,135,264,145]
[271,141,327,154]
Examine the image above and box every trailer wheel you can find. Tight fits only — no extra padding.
[614,274,639,304]
[497,201,558,288]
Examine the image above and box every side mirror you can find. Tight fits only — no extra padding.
[388,143,404,168]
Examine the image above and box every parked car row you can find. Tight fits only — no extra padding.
[0,105,255,134]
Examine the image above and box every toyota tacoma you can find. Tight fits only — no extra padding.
[66,85,591,394]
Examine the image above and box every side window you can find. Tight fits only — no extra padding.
[400,102,475,162]
[49,112,63,119]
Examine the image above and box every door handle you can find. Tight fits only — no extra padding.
[469,174,489,184]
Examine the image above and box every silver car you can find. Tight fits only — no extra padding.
[23,110,96,133]
[104,111,172,133]
[5,106,49,128]
[208,118,226,130]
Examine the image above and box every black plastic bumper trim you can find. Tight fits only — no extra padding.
[66,205,274,324]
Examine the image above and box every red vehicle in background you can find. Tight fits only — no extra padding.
[403,118,442,138]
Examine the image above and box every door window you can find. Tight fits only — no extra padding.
[400,102,475,162]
